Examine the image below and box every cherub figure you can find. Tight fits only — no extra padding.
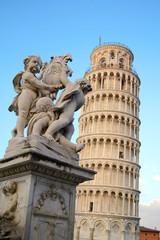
[9,55,57,137]
[0,181,21,239]
[43,78,92,141]
[27,97,85,152]
[0,180,17,220]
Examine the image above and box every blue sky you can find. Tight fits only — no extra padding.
[0,0,160,229]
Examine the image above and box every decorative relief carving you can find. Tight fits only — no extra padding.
[0,180,21,239]
[81,219,90,231]
[95,221,105,232]
[125,223,132,235]
[112,223,120,233]
[34,185,67,216]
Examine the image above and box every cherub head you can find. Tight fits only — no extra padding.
[2,180,17,196]
[76,78,92,95]
[23,55,42,73]
[36,97,54,113]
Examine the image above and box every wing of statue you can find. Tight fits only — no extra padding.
[13,71,24,93]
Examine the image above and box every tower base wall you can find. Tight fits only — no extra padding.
[74,214,140,240]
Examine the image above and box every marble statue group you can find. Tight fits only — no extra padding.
[8,54,92,153]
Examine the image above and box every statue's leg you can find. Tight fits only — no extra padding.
[17,91,36,137]
[32,117,49,135]
[44,107,75,140]
[58,134,85,152]
[16,112,28,137]
[62,121,74,140]
[11,127,17,137]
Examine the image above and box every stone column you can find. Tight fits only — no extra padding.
[123,169,125,187]
[89,228,94,240]
[128,195,131,216]
[101,74,104,89]
[124,120,127,135]
[130,100,132,114]
[119,96,122,111]
[108,193,111,213]
[81,193,84,212]
[85,193,89,212]
[115,194,118,213]
[124,98,127,112]
[138,87,140,98]
[103,140,106,158]
[137,173,139,190]
[130,80,132,94]
[110,166,112,185]
[100,192,103,212]
[110,141,113,158]
[134,81,136,95]
[122,196,125,215]
[124,143,126,159]
[76,227,81,240]
[132,196,135,216]
[120,75,122,90]
[132,231,136,240]
[129,144,132,160]
[133,124,136,139]
[118,119,121,134]
[128,170,131,188]
[117,169,119,185]
[130,122,132,136]
[133,171,135,189]
[121,230,125,240]
[125,77,128,90]
[106,230,110,240]
[117,141,120,159]
[133,103,136,116]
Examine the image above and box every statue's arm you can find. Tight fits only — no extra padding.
[25,73,57,92]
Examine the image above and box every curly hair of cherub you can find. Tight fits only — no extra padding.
[23,55,42,71]
[75,78,90,86]
[2,180,17,195]
[36,97,54,113]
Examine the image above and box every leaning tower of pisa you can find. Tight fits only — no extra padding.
[74,43,141,240]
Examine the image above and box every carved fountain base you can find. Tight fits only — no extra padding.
[0,135,95,240]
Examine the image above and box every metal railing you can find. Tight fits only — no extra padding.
[84,63,138,76]
[93,42,132,52]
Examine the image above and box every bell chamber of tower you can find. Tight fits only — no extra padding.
[74,43,141,240]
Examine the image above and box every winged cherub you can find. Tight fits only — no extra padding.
[9,55,57,137]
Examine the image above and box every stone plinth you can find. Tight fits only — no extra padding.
[0,136,95,240]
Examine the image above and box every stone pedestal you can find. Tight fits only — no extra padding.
[0,136,95,240]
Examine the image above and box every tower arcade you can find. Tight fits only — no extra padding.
[74,43,141,240]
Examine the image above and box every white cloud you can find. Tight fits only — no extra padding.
[152,166,157,171]
[139,179,146,185]
[140,199,160,230]
[153,176,160,181]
